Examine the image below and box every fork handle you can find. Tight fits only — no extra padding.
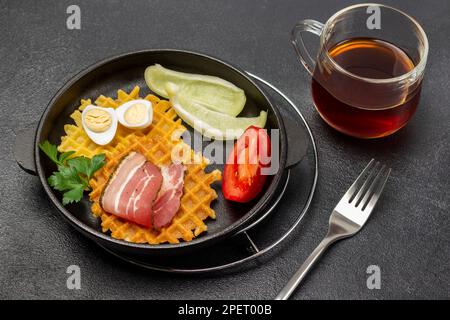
[275,235,336,300]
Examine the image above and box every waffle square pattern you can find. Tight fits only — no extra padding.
[58,86,222,244]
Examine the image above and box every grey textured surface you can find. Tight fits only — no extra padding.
[1,0,449,299]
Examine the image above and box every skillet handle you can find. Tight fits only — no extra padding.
[283,115,308,168]
[14,125,37,175]
[245,72,308,168]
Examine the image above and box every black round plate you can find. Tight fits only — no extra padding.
[29,50,306,255]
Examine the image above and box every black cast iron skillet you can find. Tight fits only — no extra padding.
[15,49,307,256]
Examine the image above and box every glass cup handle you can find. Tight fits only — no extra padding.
[291,19,324,76]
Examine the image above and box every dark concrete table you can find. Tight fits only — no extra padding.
[1,0,449,299]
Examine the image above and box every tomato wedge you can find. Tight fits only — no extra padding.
[222,126,271,203]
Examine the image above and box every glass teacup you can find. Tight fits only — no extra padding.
[292,3,429,138]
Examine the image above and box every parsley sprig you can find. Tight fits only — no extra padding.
[38,141,105,205]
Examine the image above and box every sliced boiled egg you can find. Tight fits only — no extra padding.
[81,105,117,145]
[115,99,153,129]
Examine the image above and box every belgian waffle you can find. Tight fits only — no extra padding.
[58,86,221,244]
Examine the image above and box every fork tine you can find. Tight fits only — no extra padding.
[352,161,381,206]
[357,165,387,208]
[362,167,391,212]
[343,159,376,202]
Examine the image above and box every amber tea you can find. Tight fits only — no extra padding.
[312,38,422,138]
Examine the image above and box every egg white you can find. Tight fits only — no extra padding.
[115,99,153,129]
[81,105,118,145]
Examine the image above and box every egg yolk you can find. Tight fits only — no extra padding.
[84,109,112,132]
[124,103,147,125]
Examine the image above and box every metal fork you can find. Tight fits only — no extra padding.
[275,159,391,300]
